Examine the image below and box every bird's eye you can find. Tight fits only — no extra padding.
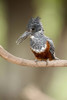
[32,28,35,31]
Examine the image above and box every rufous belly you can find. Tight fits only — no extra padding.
[31,41,53,61]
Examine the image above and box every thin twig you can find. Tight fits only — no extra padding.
[0,45,67,67]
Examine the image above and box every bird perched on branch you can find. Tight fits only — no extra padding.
[16,17,57,61]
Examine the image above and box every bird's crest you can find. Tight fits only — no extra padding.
[27,17,41,30]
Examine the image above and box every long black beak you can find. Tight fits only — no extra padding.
[16,31,31,45]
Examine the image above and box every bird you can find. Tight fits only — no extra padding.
[16,17,57,61]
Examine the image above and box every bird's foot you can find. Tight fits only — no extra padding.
[45,59,49,66]
[35,58,49,66]
[35,58,43,63]
[35,59,39,63]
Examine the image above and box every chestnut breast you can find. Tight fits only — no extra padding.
[31,41,53,60]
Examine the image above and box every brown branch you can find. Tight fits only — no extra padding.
[0,45,67,67]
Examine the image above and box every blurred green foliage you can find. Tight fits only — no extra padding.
[47,68,67,100]
[0,0,8,47]
[32,0,67,100]
[33,0,63,44]
[0,0,67,100]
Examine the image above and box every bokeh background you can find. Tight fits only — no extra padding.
[0,0,67,100]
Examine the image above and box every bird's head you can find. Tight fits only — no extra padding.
[16,17,43,45]
[27,17,43,33]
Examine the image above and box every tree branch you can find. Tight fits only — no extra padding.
[0,45,67,67]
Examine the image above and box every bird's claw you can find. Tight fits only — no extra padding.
[46,59,49,66]
[35,59,38,63]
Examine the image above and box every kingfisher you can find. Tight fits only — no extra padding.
[16,17,57,61]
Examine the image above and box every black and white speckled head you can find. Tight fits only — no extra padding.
[27,17,43,33]
[16,17,44,44]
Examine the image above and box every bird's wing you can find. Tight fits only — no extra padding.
[46,37,55,59]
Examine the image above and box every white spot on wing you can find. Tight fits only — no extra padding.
[30,36,35,39]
